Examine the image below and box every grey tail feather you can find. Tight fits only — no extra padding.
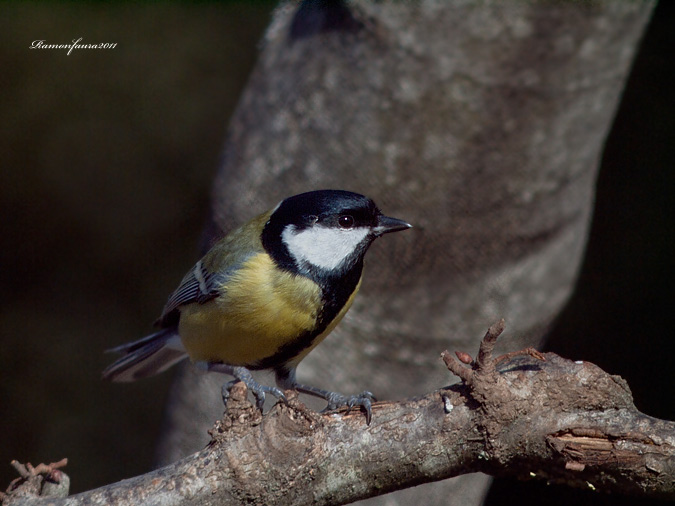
[102,328,187,382]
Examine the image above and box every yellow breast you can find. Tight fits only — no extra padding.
[178,253,323,366]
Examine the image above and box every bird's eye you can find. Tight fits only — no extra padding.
[338,215,354,229]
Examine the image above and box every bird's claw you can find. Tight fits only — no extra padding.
[323,390,376,424]
[250,385,287,411]
[221,379,287,411]
[221,379,238,405]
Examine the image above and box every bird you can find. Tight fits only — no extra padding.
[102,189,411,423]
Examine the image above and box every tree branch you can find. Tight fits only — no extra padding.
[4,322,674,505]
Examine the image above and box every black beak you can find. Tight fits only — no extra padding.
[374,215,412,236]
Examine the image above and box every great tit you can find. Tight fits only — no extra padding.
[103,189,411,423]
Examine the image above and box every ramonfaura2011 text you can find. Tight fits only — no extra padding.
[29,38,117,56]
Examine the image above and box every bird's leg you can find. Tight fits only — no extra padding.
[275,368,376,424]
[205,363,287,411]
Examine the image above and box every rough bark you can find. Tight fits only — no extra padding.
[5,324,674,505]
[153,1,655,504]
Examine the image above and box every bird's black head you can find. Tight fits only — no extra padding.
[262,190,410,280]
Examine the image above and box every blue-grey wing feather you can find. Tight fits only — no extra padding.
[160,261,227,319]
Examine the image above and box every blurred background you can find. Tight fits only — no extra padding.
[0,1,672,504]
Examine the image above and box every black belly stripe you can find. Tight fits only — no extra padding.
[250,261,363,371]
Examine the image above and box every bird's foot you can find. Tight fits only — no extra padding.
[323,390,376,425]
[207,363,287,411]
[221,380,287,411]
[293,383,376,425]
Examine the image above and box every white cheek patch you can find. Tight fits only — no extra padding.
[282,225,370,270]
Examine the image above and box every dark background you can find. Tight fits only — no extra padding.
[1,2,672,504]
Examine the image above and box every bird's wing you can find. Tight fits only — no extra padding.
[163,261,223,311]
[156,260,233,327]
[155,209,271,327]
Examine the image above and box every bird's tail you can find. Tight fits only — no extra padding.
[102,328,187,382]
